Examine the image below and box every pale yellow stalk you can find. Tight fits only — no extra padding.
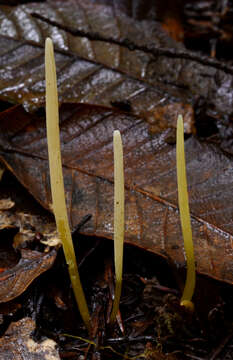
[176,115,195,311]
[110,130,125,323]
[45,38,91,331]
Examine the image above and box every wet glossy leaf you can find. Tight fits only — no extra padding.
[0,104,232,285]
[0,0,190,132]
[1,0,233,139]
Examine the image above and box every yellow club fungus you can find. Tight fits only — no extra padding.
[45,38,91,332]
[176,115,195,312]
[110,130,125,323]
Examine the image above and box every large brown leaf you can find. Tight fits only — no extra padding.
[0,0,190,131]
[0,104,232,285]
[1,0,233,140]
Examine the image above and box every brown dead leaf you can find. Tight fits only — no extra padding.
[0,0,232,139]
[0,103,232,285]
[0,0,192,133]
[1,1,233,149]
[0,247,57,303]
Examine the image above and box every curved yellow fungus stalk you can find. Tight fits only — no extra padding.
[176,115,195,312]
[45,38,91,332]
[110,130,125,323]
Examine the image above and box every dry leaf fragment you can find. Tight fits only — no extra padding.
[0,317,60,360]
[0,198,14,210]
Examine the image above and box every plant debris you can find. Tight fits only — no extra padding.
[0,317,60,359]
[0,1,232,359]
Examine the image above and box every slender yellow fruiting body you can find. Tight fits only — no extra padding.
[45,38,91,332]
[110,130,125,323]
[176,115,195,311]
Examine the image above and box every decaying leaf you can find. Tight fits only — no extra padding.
[0,0,193,133]
[0,247,57,303]
[0,172,58,243]
[0,317,60,359]
[0,103,232,285]
[2,0,233,142]
[0,170,58,303]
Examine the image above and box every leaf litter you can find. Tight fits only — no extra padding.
[0,103,232,285]
[0,102,232,357]
[0,0,232,359]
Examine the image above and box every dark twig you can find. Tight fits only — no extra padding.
[208,331,233,360]
[32,12,233,75]
[106,335,156,344]
[72,214,92,235]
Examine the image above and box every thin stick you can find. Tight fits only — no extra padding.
[45,38,91,332]
[176,115,195,309]
[110,130,125,323]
